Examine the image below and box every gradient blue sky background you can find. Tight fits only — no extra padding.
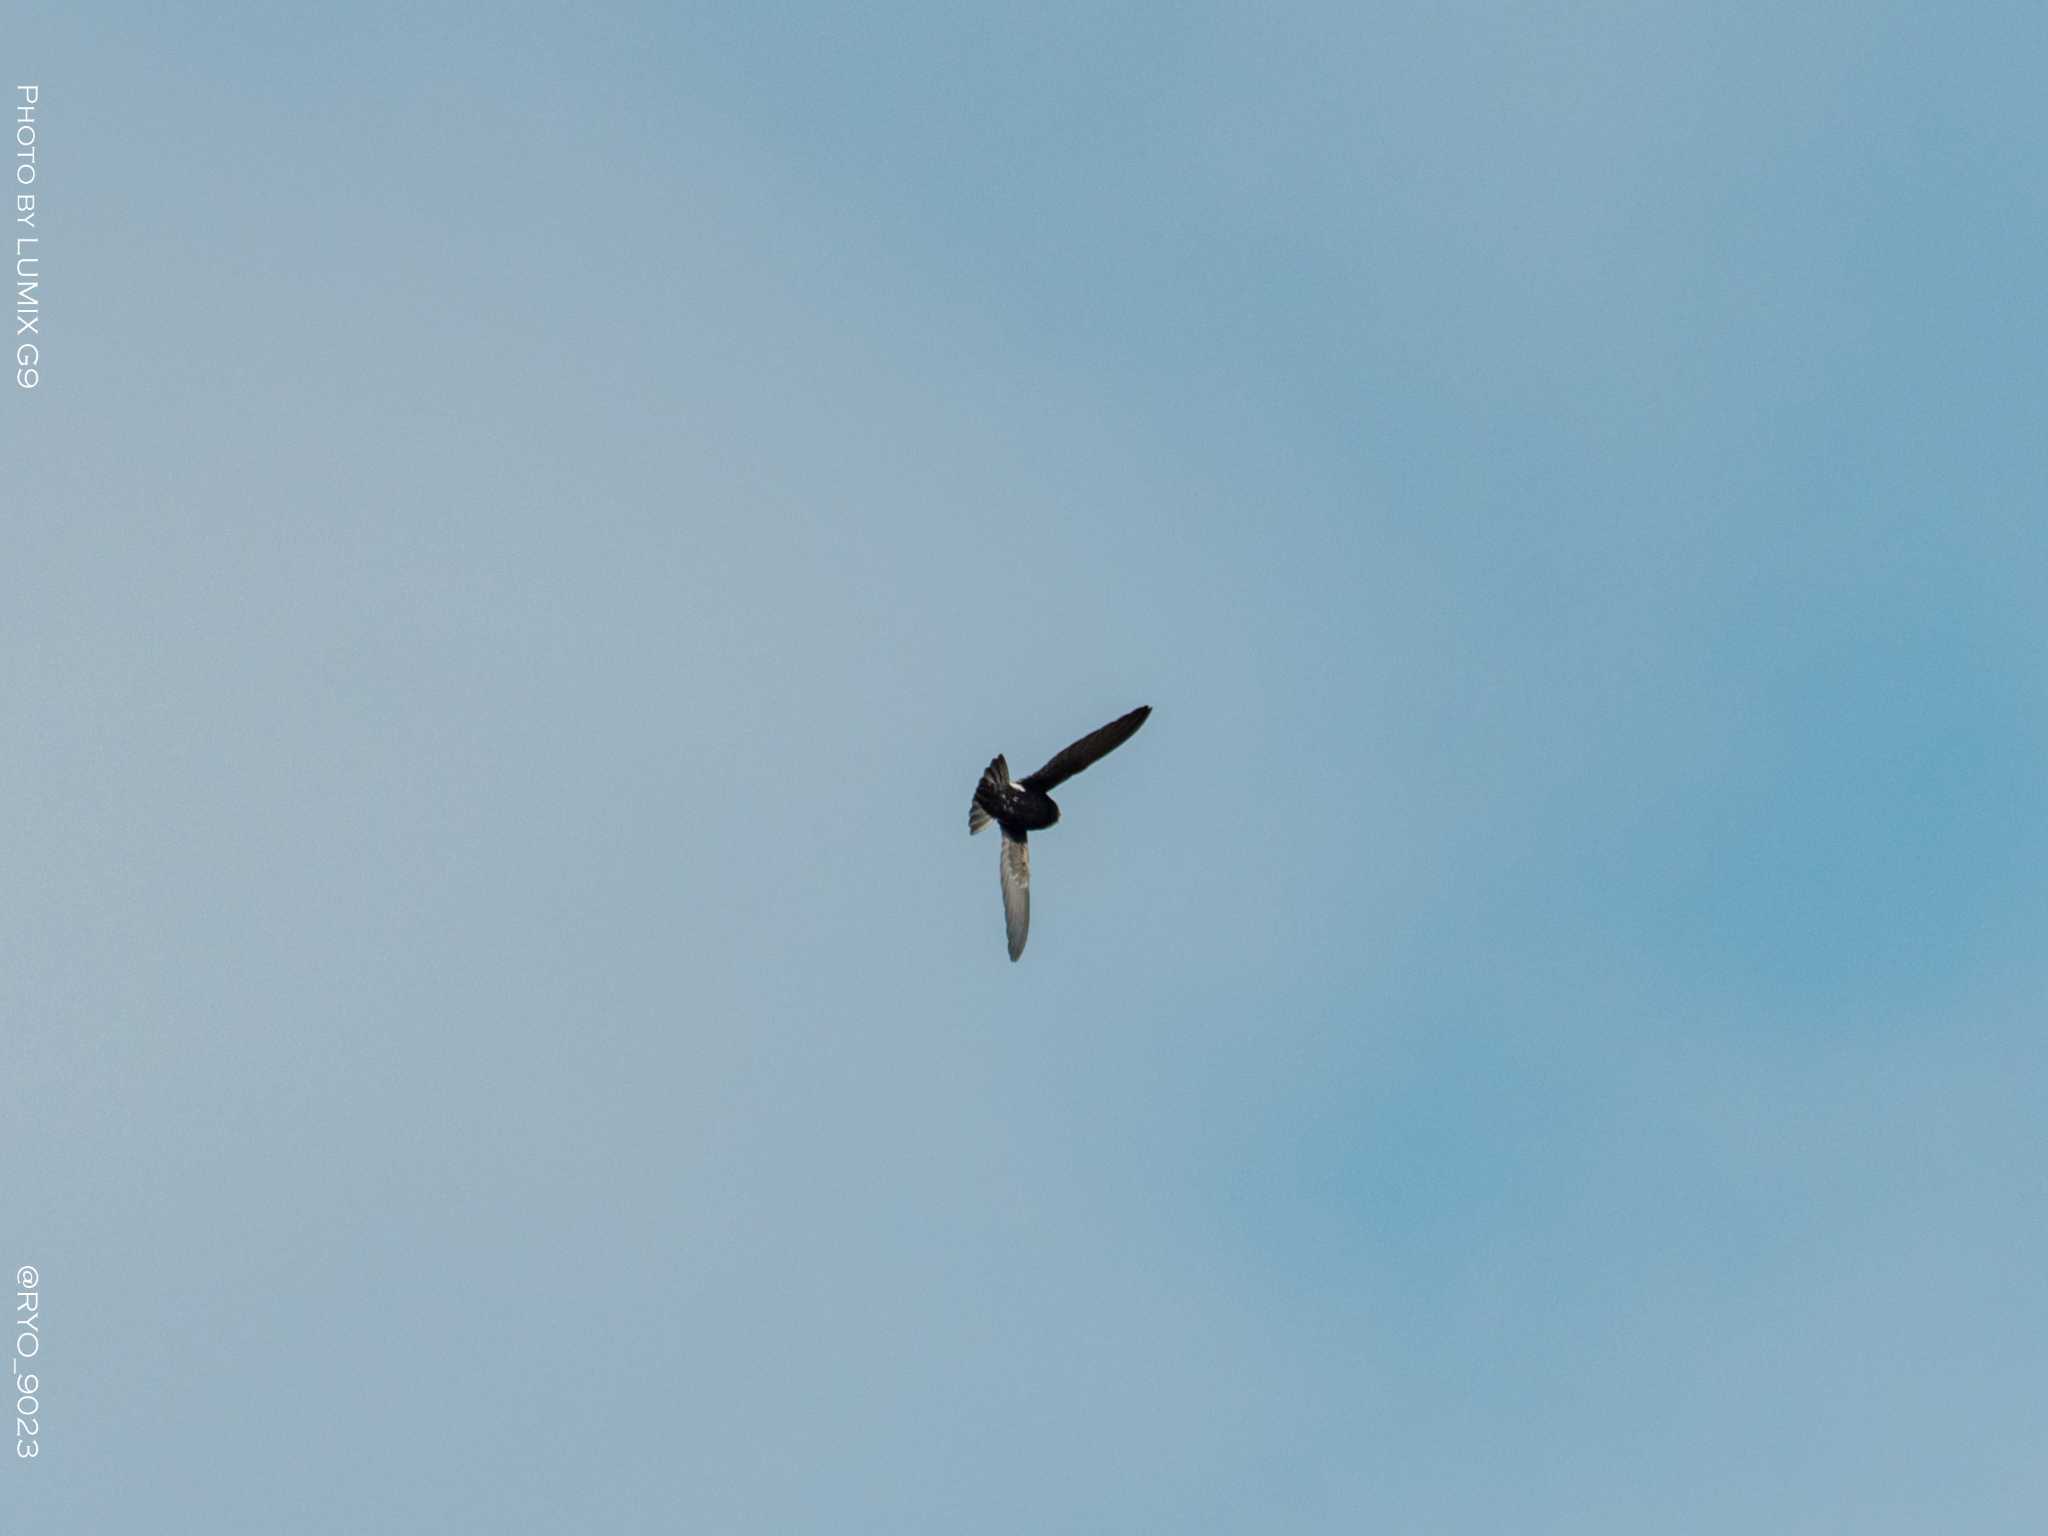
[8,3,2047,1530]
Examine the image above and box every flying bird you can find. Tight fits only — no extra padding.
[968,705,1152,961]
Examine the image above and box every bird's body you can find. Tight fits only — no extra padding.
[972,772,1060,833]
[967,705,1151,961]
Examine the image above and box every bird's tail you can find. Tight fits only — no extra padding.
[968,754,1008,834]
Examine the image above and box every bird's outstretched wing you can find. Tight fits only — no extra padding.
[1000,830,1030,961]
[1018,705,1151,792]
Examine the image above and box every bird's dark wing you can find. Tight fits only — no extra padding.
[1018,705,1152,792]
[1000,830,1030,961]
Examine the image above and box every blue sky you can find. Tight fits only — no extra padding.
[8,3,2047,1530]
